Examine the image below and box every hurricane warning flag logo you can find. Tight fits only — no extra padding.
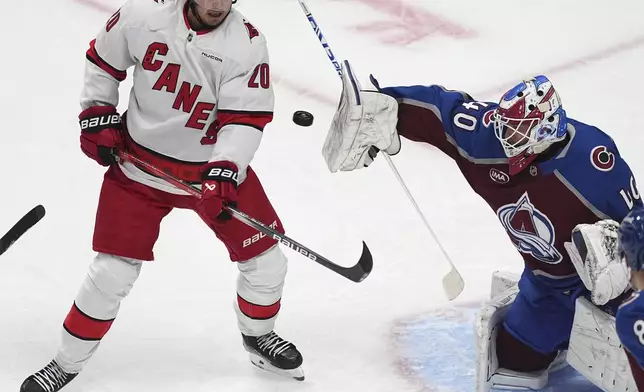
[497,192,562,264]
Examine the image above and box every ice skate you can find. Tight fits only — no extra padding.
[20,359,78,392]
[242,331,304,381]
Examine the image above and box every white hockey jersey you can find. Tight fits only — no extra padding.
[80,0,274,193]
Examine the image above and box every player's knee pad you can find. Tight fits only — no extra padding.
[237,245,287,301]
[476,278,565,391]
[76,253,143,318]
[88,253,143,297]
[567,296,636,392]
[476,280,519,392]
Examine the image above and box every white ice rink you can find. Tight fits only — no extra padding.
[1,0,644,391]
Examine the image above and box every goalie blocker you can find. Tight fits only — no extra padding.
[477,271,636,392]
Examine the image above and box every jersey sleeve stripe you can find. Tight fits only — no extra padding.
[86,39,127,82]
[217,110,274,132]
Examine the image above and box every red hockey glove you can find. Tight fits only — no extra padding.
[199,161,239,221]
[79,106,124,166]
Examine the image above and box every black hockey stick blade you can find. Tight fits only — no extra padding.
[0,205,46,256]
[226,206,373,282]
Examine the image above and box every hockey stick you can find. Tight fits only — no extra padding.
[297,0,464,300]
[115,150,373,283]
[0,205,46,256]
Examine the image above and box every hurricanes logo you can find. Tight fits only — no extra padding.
[244,21,259,40]
[497,192,562,264]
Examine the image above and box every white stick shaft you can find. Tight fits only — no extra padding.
[296,0,464,300]
[382,154,451,264]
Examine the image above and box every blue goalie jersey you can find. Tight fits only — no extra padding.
[381,84,642,279]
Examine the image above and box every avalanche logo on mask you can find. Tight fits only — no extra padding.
[497,192,562,264]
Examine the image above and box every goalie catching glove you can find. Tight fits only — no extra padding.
[322,60,401,172]
[564,219,631,306]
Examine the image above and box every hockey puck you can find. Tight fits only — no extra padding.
[293,110,314,127]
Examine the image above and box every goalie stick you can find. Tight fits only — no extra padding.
[115,150,373,283]
[0,205,46,256]
[296,0,464,300]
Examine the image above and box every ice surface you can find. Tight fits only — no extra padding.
[1,0,643,391]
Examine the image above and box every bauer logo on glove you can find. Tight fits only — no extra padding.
[206,167,239,183]
[79,114,122,133]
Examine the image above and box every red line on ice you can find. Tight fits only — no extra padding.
[272,75,338,107]
[475,35,644,99]
[74,0,644,108]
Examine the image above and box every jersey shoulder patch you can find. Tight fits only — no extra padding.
[243,20,260,40]
[558,120,618,173]
[589,145,616,172]
[554,119,640,219]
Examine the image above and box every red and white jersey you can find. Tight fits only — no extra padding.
[81,0,274,193]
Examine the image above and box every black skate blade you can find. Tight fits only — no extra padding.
[248,352,305,381]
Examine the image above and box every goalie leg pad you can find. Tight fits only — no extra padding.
[476,283,559,391]
[502,271,580,356]
[490,270,520,299]
[477,270,582,391]
[567,296,636,392]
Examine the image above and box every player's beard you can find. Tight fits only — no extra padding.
[188,1,231,30]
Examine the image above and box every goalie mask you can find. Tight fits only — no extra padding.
[493,75,568,175]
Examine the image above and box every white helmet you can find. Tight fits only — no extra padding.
[493,75,568,175]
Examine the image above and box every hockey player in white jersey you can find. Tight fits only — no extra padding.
[20,1,303,391]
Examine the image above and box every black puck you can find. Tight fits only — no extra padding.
[293,110,314,127]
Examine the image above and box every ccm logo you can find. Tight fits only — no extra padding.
[489,168,509,184]
[80,114,121,130]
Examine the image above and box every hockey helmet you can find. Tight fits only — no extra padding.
[619,207,644,271]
